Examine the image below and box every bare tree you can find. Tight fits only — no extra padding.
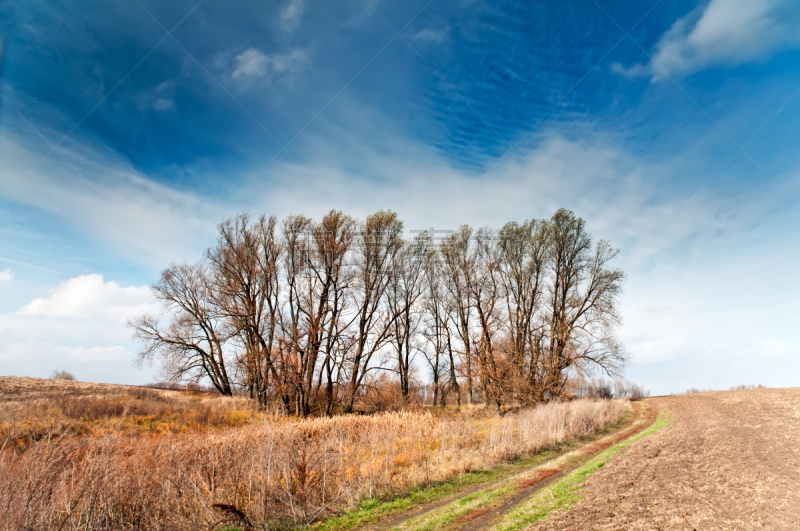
[420,244,457,406]
[207,213,281,405]
[542,209,627,399]
[131,263,234,395]
[469,227,504,412]
[130,208,627,413]
[345,211,403,413]
[440,226,475,405]
[51,370,76,381]
[387,232,430,403]
[307,211,355,416]
[497,219,548,403]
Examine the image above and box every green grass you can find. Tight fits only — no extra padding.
[491,411,672,531]
[392,483,515,531]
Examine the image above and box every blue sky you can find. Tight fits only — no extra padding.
[2,0,800,394]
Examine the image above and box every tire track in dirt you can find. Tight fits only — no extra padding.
[453,402,658,531]
[375,401,657,531]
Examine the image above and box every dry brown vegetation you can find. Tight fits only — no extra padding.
[0,376,624,530]
[0,377,272,451]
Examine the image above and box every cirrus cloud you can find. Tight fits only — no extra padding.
[231,47,308,86]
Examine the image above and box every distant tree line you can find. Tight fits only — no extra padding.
[571,377,650,400]
[130,208,627,416]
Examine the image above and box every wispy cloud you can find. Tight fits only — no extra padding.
[232,49,269,80]
[231,48,308,86]
[614,0,800,81]
[152,80,175,111]
[0,128,220,266]
[412,27,448,45]
[280,0,306,31]
[153,98,175,111]
[0,268,13,283]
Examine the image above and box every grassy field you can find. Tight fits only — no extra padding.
[0,377,625,530]
[0,376,274,451]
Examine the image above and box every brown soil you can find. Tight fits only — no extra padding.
[526,388,800,530]
[446,506,494,529]
[517,468,559,489]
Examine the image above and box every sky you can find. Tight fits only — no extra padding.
[1,0,800,395]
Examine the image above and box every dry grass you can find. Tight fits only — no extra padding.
[0,377,624,530]
[0,377,274,450]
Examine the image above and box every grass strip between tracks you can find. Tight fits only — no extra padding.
[312,447,564,531]
[491,411,672,531]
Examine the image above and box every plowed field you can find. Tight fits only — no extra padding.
[527,388,800,530]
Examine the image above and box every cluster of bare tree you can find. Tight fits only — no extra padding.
[131,208,626,416]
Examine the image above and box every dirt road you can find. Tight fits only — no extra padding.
[527,388,800,530]
[352,401,657,531]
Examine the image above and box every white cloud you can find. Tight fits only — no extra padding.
[153,98,175,111]
[0,342,144,381]
[615,0,800,81]
[232,49,269,80]
[412,27,448,45]
[0,275,161,382]
[0,268,13,283]
[231,48,308,85]
[18,274,156,321]
[0,343,129,364]
[280,0,306,31]
[269,49,308,75]
[610,62,649,79]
